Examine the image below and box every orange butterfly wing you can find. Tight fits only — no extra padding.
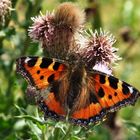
[16,57,67,89]
[16,56,68,118]
[17,57,140,126]
[70,70,140,126]
[39,92,66,120]
[93,71,139,111]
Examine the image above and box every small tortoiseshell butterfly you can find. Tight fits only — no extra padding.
[16,56,140,126]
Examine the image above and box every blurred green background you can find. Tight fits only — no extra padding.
[0,0,140,140]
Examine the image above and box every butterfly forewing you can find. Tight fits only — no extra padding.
[92,71,140,112]
[16,57,68,89]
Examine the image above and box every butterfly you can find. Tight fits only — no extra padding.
[16,56,140,126]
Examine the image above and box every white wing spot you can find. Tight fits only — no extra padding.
[25,57,31,63]
[128,86,133,94]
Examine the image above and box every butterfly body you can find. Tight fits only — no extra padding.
[16,56,140,126]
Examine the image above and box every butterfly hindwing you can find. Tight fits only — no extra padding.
[38,92,66,120]
[16,56,68,89]
[37,70,71,121]
[71,101,106,126]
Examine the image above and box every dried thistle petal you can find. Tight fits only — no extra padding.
[80,29,120,68]
[0,0,11,26]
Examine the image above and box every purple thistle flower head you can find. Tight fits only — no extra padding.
[28,12,55,46]
[80,29,120,69]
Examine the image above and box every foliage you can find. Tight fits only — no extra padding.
[0,0,140,140]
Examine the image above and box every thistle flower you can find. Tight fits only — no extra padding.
[0,0,11,26]
[29,12,55,46]
[28,2,85,60]
[80,29,120,69]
